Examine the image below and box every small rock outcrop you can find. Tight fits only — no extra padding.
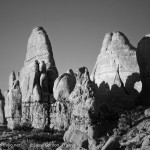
[53,69,76,102]
[4,71,21,129]
[62,67,101,149]
[50,69,76,131]
[137,34,150,105]
[91,32,142,116]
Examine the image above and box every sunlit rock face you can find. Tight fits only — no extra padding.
[20,27,58,103]
[50,69,76,131]
[4,71,21,129]
[19,27,58,129]
[91,32,142,116]
[4,27,58,129]
[137,34,150,105]
[63,67,101,149]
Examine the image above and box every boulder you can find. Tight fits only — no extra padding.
[53,69,76,101]
[50,69,76,131]
[137,34,150,105]
[91,31,142,116]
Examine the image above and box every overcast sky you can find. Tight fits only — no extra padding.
[0,0,150,92]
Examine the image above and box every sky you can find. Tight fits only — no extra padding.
[0,0,150,92]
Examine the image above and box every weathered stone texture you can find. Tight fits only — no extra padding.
[91,32,142,115]
[63,67,100,149]
[4,27,58,129]
[50,69,76,131]
[19,27,58,129]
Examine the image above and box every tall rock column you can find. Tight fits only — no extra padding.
[19,27,58,129]
[137,34,150,105]
[4,71,22,129]
[63,67,100,149]
[0,90,5,125]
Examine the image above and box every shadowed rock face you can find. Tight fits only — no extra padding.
[91,32,142,115]
[137,35,150,105]
[0,90,5,125]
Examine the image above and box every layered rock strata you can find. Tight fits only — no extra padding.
[91,31,142,116]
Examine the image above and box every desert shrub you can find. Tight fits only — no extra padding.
[113,106,145,136]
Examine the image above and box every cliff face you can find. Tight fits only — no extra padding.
[91,32,142,116]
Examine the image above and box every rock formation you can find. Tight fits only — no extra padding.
[50,69,76,131]
[4,71,21,129]
[4,27,58,129]
[19,27,58,129]
[53,69,76,102]
[137,34,150,105]
[91,31,142,116]
[63,67,101,149]
[0,90,5,125]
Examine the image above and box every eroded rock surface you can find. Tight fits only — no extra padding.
[91,31,142,116]
[63,67,101,149]
[19,27,58,129]
[50,69,76,131]
[4,72,21,129]
[4,27,58,129]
